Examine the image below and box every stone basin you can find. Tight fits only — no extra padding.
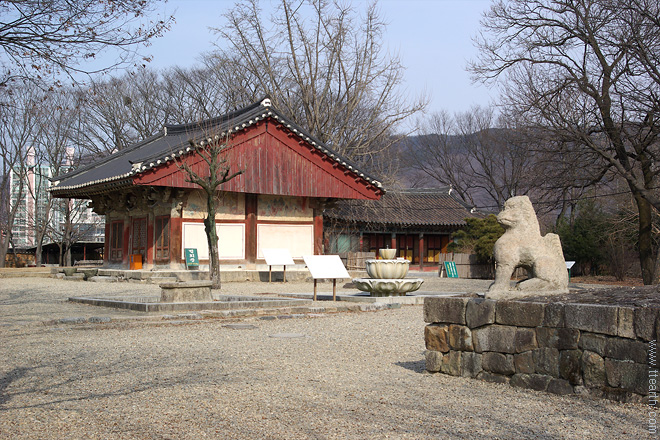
[365,259,410,279]
[379,248,397,259]
[160,280,213,302]
[352,278,424,297]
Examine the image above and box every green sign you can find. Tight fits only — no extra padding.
[185,248,199,268]
[444,261,458,278]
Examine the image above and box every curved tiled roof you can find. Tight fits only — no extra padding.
[324,187,482,228]
[50,97,383,195]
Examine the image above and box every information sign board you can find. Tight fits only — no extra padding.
[566,261,576,281]
[185,248,199,269]
[303,255,351,301]
[444,261,459,278]
[303,255,350,279]
[262,248,295,282]
[262,248,295,266]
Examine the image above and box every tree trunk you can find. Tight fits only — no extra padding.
[63,199,73,267]
[205,192,221,289]
[35,222,49,268]
[35,243,42,267]
[633,190,655,284]
[65,247,72,267]
[653,245,660,285]
[0,236,8,268]
[0,193,21,268]
[34,200,53,268]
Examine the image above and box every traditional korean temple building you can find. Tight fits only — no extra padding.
[323,187,482,271]
[49,98,384,269]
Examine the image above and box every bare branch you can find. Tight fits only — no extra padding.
[0,0,173,87]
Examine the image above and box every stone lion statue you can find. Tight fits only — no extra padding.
[487,196,569,299]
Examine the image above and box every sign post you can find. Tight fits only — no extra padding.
[262,248,295,283]
[565,261,576,281]
[303,255,351,301]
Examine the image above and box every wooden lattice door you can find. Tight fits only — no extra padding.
[131,217,147,262]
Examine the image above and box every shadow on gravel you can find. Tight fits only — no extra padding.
[0,353,239,413]
[394,359,426,373]
[0,367,33,405]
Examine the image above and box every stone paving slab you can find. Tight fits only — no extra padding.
[269,333,307,338]
[282,291,463,304]
[68,295,313,312]
[223,323,259,330]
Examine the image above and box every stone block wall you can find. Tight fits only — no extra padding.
[424,296,658,403]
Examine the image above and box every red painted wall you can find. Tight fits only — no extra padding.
[133,119,382,201]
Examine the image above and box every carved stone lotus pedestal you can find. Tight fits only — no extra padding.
[365,259,410,279]
[352,249,424,297]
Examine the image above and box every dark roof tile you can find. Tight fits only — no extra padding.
[325,188,482,228]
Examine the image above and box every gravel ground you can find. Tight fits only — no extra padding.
[0,277,650,439]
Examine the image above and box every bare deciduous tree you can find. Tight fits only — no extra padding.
[77,65,247,156]
[32,91,83,266]
[0,0,173,86]
[470,0,660,283]
[215,0,426,171]
[121,68,171,139]
[77,78,136,155]
[0,86,42,267]
[403,106,541,210]
[177,135,243,289]
[159,64,245,123]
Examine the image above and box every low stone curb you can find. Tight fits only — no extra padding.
[41,302,403,327]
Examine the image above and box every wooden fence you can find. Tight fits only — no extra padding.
[438,253,494,279]
[337,251,530,279]
[438,253,529,279]
[338,252,376,270]
[4,252,35,268]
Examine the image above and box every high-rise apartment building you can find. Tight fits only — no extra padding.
[8,149,104,253]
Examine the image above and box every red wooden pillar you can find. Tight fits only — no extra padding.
[170,217,182,266]
[313,210,323,255]
[245,193,258,263]
[419,233,425,271]
[390,233,397,254]
[103,222,110,265]
[441,235,450,253]
[122,219,130,268]
[146,214,154,266]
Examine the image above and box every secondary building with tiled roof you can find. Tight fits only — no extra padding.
[323,187,482,270]
[50,97,384,269]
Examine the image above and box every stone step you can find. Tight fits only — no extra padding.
[89,276,119,283]
[148,277,178,284]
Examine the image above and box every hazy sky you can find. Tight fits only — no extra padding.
[144,0,495,115]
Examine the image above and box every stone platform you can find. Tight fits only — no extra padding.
[69,295,313,313]
[160,280,213,302]
[282,291,462,304]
